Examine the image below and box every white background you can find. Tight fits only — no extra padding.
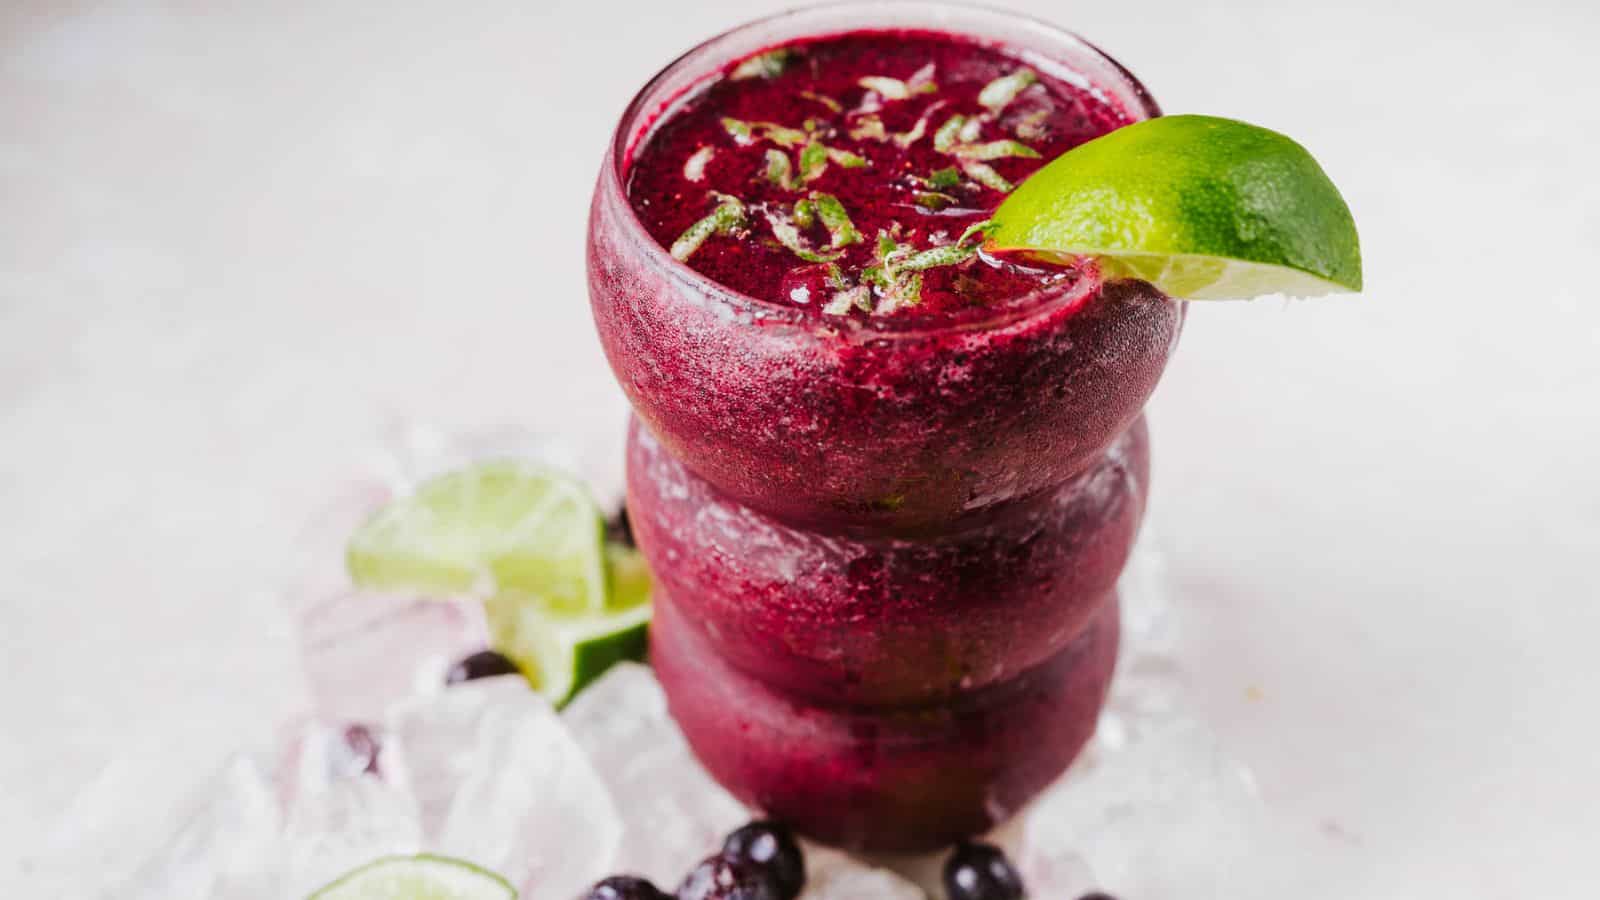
[3,1,1597,896]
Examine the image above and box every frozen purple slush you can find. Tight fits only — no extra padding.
[588,16,1175,851]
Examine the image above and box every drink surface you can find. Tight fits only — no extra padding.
[625,29,1134,317]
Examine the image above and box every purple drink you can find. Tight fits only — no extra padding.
[627,415,1148,708]
[588,3,1179,851]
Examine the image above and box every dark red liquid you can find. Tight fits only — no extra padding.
[627,30,1132,316]
[627,415,1149,707]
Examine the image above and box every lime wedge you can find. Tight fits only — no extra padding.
[347,461,607,615]
[989,115,1361,299]
[308,854,516,900]
[484,543,652,707]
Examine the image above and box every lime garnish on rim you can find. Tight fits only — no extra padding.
[484,542,652,707]
[346,461,608,615]
[308,854,516,900]
[988,115,1361,299]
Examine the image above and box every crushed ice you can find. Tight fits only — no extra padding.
[45,426,1267,898]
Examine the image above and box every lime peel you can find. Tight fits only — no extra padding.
[485,542,652,708]
[308,853,516,900]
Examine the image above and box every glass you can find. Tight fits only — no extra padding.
[587,1,1181,851]
[588,1,1178,535]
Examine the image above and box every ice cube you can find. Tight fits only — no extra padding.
[804,846,926,900]
[120,755,283,900]
[391,678,621,898]
[1116,523,1177,651]
[1101,525,1186,749]
[1017,717,1264,899]
[297,590,489,721]
[280,480,395,621]
[562,662,748,886]
[275,722,423,897]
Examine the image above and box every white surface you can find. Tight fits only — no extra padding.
[3,0,1597,895]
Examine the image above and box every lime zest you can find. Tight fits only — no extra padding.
[915,191,957,210]
[858,76,910,100]
[763,149,796,190]
[957,219,999,245]
[893,114,930,148]
[811,193,862,248]
[731,48,795,81]
[891,220,991,274]
[896,243,975,271]
[847,111,932,148]
[798,140,829,183]
[721,117,808,149]
[848,115,888,142]
[950,139,1040,161]
[820,220,990,318]
[822,284,872,316]
[683,146,715,183]
[827,147,869,169]
[875,229,901,260]
[933,115,965,153]
[721,117,754,145]
[979,68,1038,113]
[960,160,1013,193]
[671,194,746,262]
[799,90,843,113]
[875,271,923,314]
[1014,109,1050,141]
[764,207,840,263]
[896,241,978,272]
[764,123,810,148]
[858,64,937,102]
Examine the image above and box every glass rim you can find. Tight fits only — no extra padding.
[598,0,1162,337]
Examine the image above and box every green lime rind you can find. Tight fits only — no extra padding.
[308,854,516,900]
[990,115,1361,299]
[484,542,652,708]
[346,461,608,616]
[344,459,654,706]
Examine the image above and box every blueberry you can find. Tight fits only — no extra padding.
[445,649,520,685]
[943,841,1025,900]
[721,821,804,899]
[676,855,782,900]
[582,875,670,900]
[605,505,635,548]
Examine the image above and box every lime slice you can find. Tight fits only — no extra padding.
[347,461,607,615]
[309,854,516,900]
[989,115,1361,299]
[484,543,652,707]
